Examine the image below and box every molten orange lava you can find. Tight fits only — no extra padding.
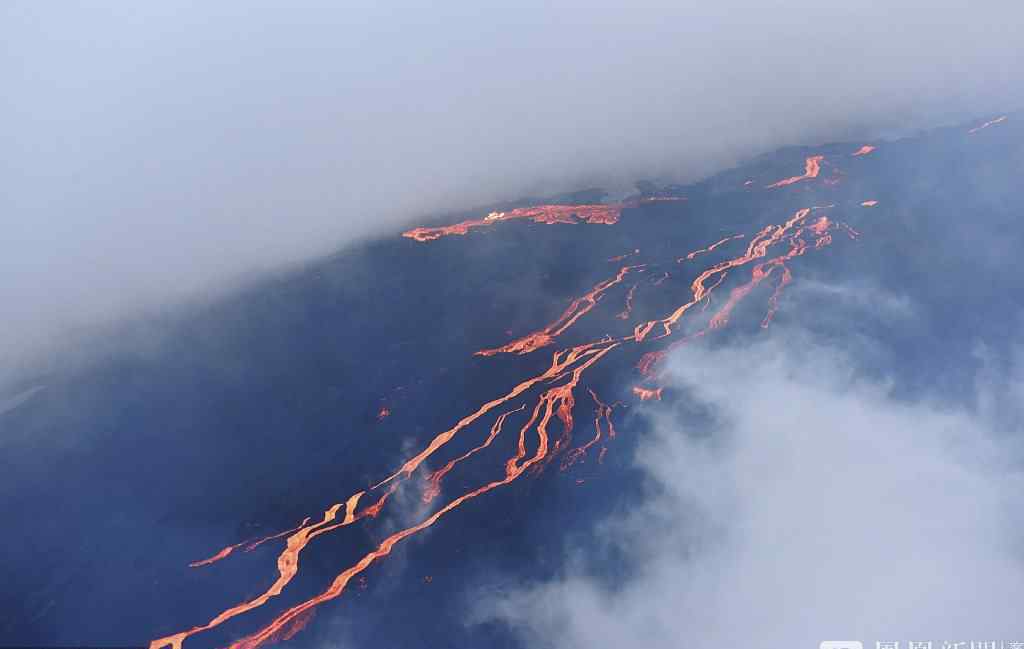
[680,234,745,263]
[616,284,638,321]
[402,204,623,242]
[561,389,616,470]
[636,209,857,376]
[152,492,369,649]
[633,208,812,345]
[852,145,876,157]
[151,201,860,649]
[608,249,640,262]
[632,386,663,401]
[218,342,619,649]
[766,155,824,188]
[403,197,685,242]
[421,405,526,504]
[269,609,315,643]
[707,214,843,330]
[477,265,644,356]
[188,518,313,568]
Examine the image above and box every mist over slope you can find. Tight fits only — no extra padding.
[3,1,1023,372]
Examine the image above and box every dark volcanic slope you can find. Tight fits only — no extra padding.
[1,113,1021,649]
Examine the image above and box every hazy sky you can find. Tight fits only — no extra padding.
[3,1,1022,369]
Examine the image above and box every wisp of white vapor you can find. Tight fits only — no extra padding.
[477,334,1024,647]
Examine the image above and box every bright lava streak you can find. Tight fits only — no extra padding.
[608,249,640,262]
[679,234,745,263]
[403,198,685,242]
[402,204,624,242]
[631,386,663,401]
[616,284,639,321]
[560,389,617,471]
[188,518,313,568]
[766,155,824,188]
[150,203,860,649]
[476,265,644,356]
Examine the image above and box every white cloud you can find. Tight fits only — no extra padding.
[3,1,1023,369]
[478,332,1024,647]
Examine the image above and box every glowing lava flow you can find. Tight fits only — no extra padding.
[679,234,744,263]
[216,342,619,649]
[710,214,859,332]
[766,155,824,188]
[561,389,616,471]
[707,216,832,330]
[633,208,813,344]
[609,249,640,262]
[403,204,624,242]
[616,284,638,320]
[476,265,644,356]
[852,145,876,156]
[633,208,856,377]
[403,197,686,242]
[861,200,878,207]
[421,405,526,504]
[189,518,313,568]
[267,609,315,644]
[631,386,663,401]
[151,204,858,649]
[152,493,369,649]
[968,115,1007,134]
